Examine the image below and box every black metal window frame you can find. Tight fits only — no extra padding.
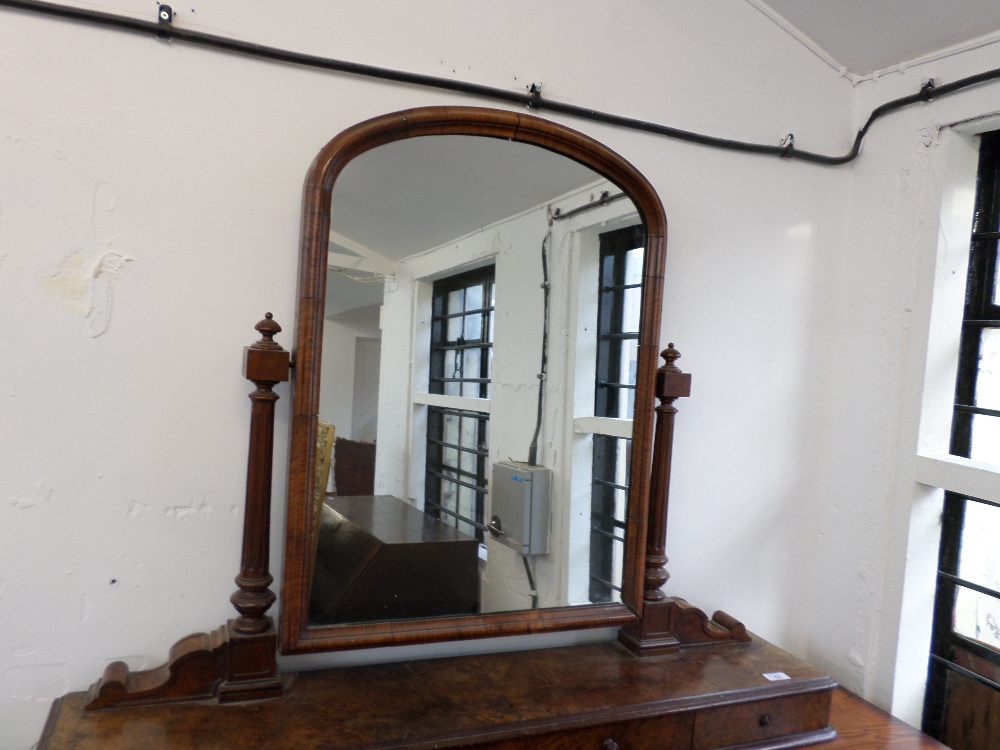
[594,224,645,420]
[923,131,1000,737]
[429,265,495,399]
[589,225,645,603]
[425,266,495,543]
[424,405,490,543]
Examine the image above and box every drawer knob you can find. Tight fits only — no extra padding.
[759,714,772,727]
[602,740,621,750]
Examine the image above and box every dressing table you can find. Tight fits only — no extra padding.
[41,107,852,749]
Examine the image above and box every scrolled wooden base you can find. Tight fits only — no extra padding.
[84,618,281,710]
[618,597,751,656]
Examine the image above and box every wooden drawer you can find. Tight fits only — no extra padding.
[693,691,832,750]
[474,712,693,750]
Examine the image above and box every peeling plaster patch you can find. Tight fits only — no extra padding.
[42,251,91,316]
[230,505,238,514]
[89,252,132,337]
[79,593,90,624]
[164,498,212,518]
[1,663,68,702]
[10,647,35,659]
[127,500,150,519]
[42,249,135,336]
[7,496,33,510]
[41,183,135,337]
[91,182,116,237]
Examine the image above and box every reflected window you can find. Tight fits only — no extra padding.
[595,226,644,420]
[426,266,495,542]
[590,225,644,603]
[429,266,495,399]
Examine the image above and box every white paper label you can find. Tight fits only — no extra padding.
[763,671,791,681]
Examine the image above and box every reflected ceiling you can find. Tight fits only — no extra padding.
[329,136,599,262]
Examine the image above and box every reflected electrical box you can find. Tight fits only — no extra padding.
[489,461,551,556]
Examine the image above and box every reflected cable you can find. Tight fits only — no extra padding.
[8,0,1000,166]
[527,226,552,467]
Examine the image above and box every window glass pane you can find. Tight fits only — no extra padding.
[447,314,463,342]
[622,288,641,333]
[444,412,459,445]
[994,252,1000,306]
[441,475,457,513]
[458,484,474,515]
[443,446,458,468]
[465,284,483,311]
[969,414,1000,463]
[460,448,476,475]
[448,288,464,315]
[460,414,477,449]
[975,328,1000,410]
[464,313,482,341]
[958,501,1000,593]
[464,348,481,380]
[953,585,1000,654]
[625,247,643,285]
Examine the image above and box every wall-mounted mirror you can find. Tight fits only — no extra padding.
[281,108,668,654]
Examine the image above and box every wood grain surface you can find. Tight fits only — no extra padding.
[41,639,843,749]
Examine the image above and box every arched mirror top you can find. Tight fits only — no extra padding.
[283,106,667,655]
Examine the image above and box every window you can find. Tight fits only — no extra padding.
[429,266,495,399]
[589,225,644,602]
[923,132,1000,739]
[424,266,495,542]
[595,226,645,420]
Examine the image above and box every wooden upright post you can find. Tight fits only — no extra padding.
[85,314,287,709]
[619,345,750,655]
[219,312,288,702]
[640,344,688,604]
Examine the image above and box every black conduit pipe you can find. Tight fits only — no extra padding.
[5,0,1000,166]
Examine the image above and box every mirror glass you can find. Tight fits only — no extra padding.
[310,135,644,626]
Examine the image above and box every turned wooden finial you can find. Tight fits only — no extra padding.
[253,312,283,350]
[662,344,681,372]
[656,344,691,402]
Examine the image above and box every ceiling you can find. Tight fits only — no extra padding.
[758,0,1000,75]
[324,135,604,321]
[329,135,600,263]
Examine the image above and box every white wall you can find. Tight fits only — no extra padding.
[0,2,866,747]
[318,321,358,437]
[792,44,1000,725]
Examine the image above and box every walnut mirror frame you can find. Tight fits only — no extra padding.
[279,106,668,655]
